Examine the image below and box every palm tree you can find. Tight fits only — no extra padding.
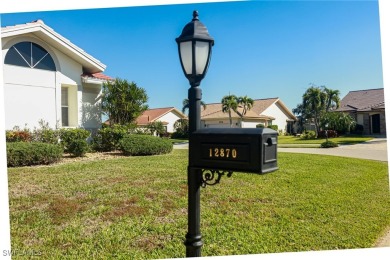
[181,98,207,114]
[323,87,340,112]
[238,95,254,116]
[237,96,254,127]
[221,94,238,127]
[302,86,327,137]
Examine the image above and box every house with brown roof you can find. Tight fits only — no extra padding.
[200,98,297,133]
[336,88,386,135]
[2,20,112,131]
[135,107,187,133]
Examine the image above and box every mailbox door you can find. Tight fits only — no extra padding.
[261,133,278,173]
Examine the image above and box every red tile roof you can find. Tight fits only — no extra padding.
[135,107,186,126]
[81,72,113,81]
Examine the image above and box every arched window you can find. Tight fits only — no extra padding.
[4,41,56,71]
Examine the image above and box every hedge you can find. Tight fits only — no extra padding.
[7,142,63,167]
[59,128,90,156]
[91,125,129,152]
[119,135,173,156]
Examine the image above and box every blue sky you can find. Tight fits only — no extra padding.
[1,0,383,112]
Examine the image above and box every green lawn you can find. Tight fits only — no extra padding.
[7,150,390,258]
[278,135,373,145]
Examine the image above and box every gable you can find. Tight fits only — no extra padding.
[2,20,105,74]
[135,107,186,126]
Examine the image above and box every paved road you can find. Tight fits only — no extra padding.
[279,138,388,161]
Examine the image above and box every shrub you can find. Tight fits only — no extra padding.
[267,125,278,131]
[91,125,130,152]
[119,134,173,156]
[351,124,364,135]
[31,120,60,144]
[6,130,32,142]
[256,124,265,128]
[318,130,338,138]
[67,139,89,157]
[7,142,63,167]
[320,141,339,148]
[300,130,316,140]
[59,128,90,153]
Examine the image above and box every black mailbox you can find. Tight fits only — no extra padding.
[189,128,278,174]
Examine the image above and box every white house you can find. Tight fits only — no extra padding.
[135,107,187,133]
[2,20,110,131]
[201,98,297,133]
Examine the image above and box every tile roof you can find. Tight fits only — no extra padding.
[251,98,279,114]
[81,72,113,81]
[135,107,186,126]
[200,99,279,120]
[337,88,385,112]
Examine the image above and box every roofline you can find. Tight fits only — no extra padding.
[270,98,298,121]
[2,20,106,73]
[145,107,187,122]
[347,88,384,93]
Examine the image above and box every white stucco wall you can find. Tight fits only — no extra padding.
[241,121,265,128]
[262,102,291,132]
[3,65,57,129]
[81,84,102,129]
[2,33,102,130]
[158,111,183,133]
[201,119,240,128]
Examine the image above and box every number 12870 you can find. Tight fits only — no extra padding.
[209,148,237,159]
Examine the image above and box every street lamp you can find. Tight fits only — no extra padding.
[176,10,214,88]
[176,10,214,257]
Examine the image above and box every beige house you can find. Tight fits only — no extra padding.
[336,88,386,136]
[201,98,296,133]
[135,107,187,133]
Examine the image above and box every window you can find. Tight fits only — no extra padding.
[61,88,69,127]
[5,41,56,71]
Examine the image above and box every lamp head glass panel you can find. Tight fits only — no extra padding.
[176,11,214,85]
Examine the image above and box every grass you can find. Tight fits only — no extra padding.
[168,138,188,144]
[7,150,390,258]
[278,135,373,145]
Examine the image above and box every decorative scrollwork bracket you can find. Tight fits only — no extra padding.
[201,169,233,188]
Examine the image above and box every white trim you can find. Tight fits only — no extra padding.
[2,21,106,73]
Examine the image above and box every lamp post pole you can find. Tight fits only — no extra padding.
[186,83,203,257]
[176,11,214,257]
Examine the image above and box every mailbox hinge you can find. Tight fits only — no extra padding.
[201,169,233,188]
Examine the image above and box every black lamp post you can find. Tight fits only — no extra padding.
[176,10,214,257]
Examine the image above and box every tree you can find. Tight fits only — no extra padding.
[302,86,326,136]
[323,87,340,111]
[173,118,189,138]
[322,112,356,134]
[237,95,254,122]
[147,121,166,137]
[101,78,148,125]
[294,85,341,137]
[181,98,207,114]
[221,94,239,127]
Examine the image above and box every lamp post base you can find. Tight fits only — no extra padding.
[185,167,203,257]
[185,233,203,257]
